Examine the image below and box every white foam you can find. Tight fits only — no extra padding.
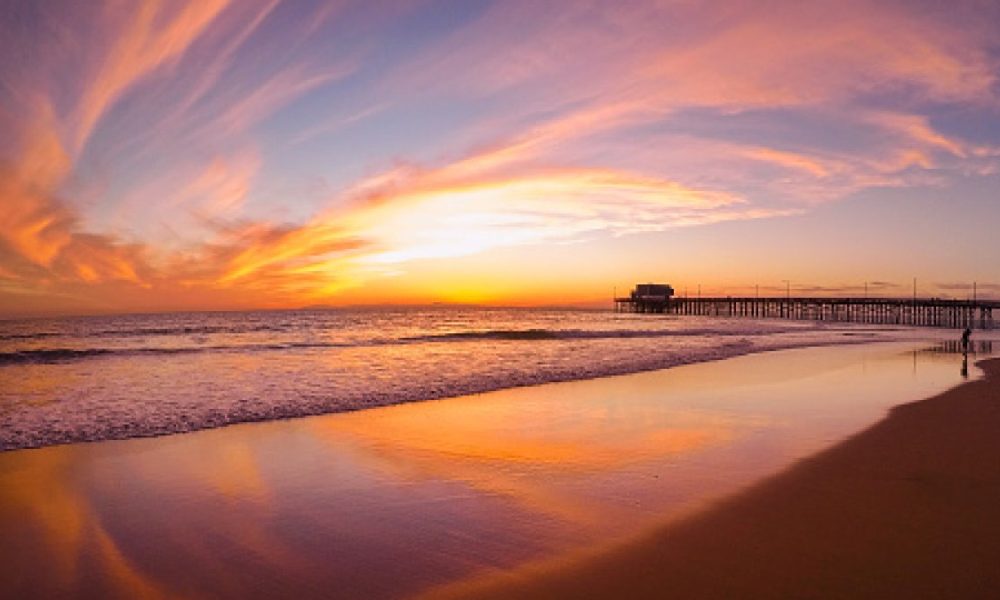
[0,310,941,451]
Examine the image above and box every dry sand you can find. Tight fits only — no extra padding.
[434,358,1000,600]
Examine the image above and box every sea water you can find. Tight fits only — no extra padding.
[0,307,927,450]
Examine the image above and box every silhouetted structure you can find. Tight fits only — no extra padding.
[615,290,996,329]
[616,283,675,313]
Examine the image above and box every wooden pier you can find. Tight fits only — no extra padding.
[614,296,997,329]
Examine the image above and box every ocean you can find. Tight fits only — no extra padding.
[0,308,919,451]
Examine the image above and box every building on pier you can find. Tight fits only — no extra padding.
[616,283,675,313]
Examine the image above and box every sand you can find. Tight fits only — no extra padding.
[435,358,1000,599]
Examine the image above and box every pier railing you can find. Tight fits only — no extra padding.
[613,296,997,329]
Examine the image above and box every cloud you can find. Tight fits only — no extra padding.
[1,0,999,312]
[287,103,388,146]
[0,127,74,267]
[69,0,233,151]
[392,0,996,112]
[344,166,775,264]
[865,112,967,158]
[0,1,368,310]
[738,147,833,178]
[650,2,995,108]
[370,0,998,212]
[935,282,1000,292]
[173,152,261,217]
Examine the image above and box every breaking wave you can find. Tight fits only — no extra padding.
[0,308,915,451]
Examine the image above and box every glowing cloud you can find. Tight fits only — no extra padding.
[0,0,998,313]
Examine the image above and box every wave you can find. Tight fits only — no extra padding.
[0,335,894,452]
[0,322,847,365]
[89,323,295,338]
[0,331,63,341]
[0,323,296,342]
[401,326,801,343]
[0,343,344,365]
[403,328,562,341]
[0,348,118,363]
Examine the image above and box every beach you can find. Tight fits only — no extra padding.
[3,3,998,597]
[0,341,989,599]
[436,357,1000,599]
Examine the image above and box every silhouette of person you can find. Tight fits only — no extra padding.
[961,327,972,355]
[961,355,969,379]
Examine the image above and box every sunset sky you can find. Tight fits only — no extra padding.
[1,0,999,315]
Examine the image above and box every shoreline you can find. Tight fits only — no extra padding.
[1,336,939,453]
[432,358,1000,599]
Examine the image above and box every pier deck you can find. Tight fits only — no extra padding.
[614,296,997,329]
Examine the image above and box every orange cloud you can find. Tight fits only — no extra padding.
[865,112,968,159]
[340,166,758,265]
[1,0,998,314]
[0,104,74,268]
[740,147,832,178]
[70,0,231,151]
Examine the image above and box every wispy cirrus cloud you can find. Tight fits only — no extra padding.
[68,0,233,151]
[1,0,999,313]
[0,0,366,310]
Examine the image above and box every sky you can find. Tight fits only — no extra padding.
[1,0,999,315]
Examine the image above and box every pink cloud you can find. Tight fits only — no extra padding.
[1,0,998,313]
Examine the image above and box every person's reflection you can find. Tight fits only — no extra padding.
[961,354,969,379]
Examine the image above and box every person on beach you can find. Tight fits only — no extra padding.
[961,327,972,355]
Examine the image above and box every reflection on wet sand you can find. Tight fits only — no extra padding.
[0,447,169,598]
[0,343,981,599]
[309,396,740,530]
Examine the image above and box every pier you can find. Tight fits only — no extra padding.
[615,293,996,330]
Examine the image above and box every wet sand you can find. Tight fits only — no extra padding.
[437,358,1000,599]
